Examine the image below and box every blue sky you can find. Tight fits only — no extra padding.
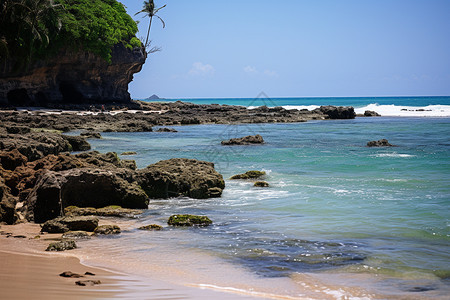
[120,0,450,99]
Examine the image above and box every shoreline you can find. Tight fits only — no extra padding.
[0,223,276,299]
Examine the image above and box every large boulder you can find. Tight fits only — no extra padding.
[221,135,264,145]
[136,158,225,199]
[0,177,18,224]
[41,216,99,233]
[314,106,356,119]
[25,168,148,223]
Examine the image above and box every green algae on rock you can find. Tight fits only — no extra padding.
[46,240,77,251]
[230,170,266,180]
[254,181,269,187]
[94,225,121,235]
[138,224,163,231]
[168,214,212,227]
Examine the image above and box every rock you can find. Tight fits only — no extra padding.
[64,205,143,218]
[168,214,212,227]
[46,240,77,251]
[0,44,146,106]
[94,225,121,235]
[138,224,163,231]
[230,170,266,180]
[80,131,102,139]
[121,151,137,155]
[0,149,27,170]
[62,135,91,151]
[40,219,69,233]
[367,139,396,147]
[364,110,381,117]
[0,132,71,161]
[75,280,101,286]
[254,181,269,187]
[62,231,91,239]
[0,177,18,225]
[26,169,148,222]
[85,272,95,276]
[136,158,225,199]
[41,216,99,233]
[314,106,356,119]
[221,135,264,145]
[6,126,31,134]
[156,127,177,132]
[60,271,84,278]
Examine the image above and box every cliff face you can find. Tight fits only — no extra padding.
[0,44,146,106]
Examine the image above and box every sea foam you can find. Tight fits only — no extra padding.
[270,103,450,117]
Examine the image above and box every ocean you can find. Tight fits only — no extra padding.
[79,96,449,299]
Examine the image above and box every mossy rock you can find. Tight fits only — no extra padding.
[254,181,269,187]
[121,151,137,156]
[46,240,77,251]
[94,225,121,235]
[230,170,266,180]
[168,214,212,227]
[138,224,163,231]
[62,231,91,239]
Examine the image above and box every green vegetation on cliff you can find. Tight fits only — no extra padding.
[0,0,140,70]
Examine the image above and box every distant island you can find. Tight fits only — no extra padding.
[145,94,162,100]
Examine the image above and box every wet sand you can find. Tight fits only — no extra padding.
[0,223,265,299]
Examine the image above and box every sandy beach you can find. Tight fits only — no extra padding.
[0,224,271,300]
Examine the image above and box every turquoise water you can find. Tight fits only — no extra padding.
[87,98,450,297]
[144,95,450,108]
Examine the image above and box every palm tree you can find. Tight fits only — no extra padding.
[135,0,166,49]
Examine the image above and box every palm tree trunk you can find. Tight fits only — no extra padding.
[145,16,153,48]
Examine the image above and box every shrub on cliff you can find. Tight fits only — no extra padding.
[0,0,141,69]
[54,0,140,62]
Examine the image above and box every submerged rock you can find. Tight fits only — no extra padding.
[156,127,178,132]
[46,240,77,251]
[138,224,163,231]
[94,225,121,235]
[62,231,91,239]
[221,135,264,145]
[230,170,266,180]
[367,139,396,147]
[254,181,269,187]
[136,158,225,199]
[121,151,137,155]
[80,131,102,139]
[168,214,212,227]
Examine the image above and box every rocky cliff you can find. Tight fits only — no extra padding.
[0,44,146,106]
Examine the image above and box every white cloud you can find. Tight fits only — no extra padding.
[243,66,278,78]
[263,70,279,78]
[188,62,215,76]
[243,65,258,74]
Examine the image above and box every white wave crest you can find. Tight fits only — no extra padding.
[355,104,450,117]
[372,153,416,158]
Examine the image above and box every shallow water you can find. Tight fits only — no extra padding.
[85,115,450,298]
